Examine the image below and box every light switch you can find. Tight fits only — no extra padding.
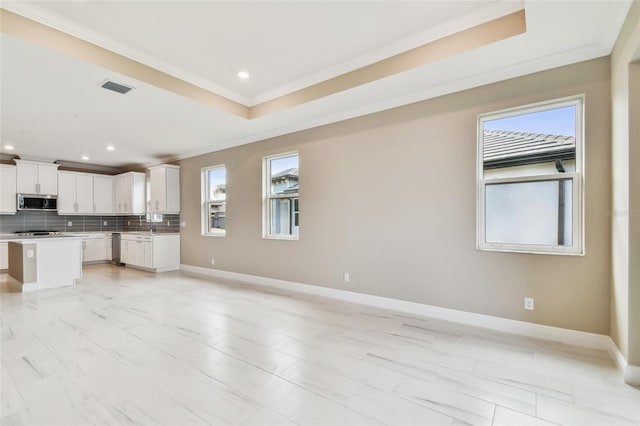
[27,249,34,258]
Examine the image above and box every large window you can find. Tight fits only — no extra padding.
[202,165,226,236]
[263,152,299,240]
[477,96,584,255]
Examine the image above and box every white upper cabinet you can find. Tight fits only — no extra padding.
[0,165,17,214]
[93,175,114,215]
[57,172,78,213]
[149,165,180,214]
[58,171,113,215]
[114,172,145,215]
[15,160,59,195]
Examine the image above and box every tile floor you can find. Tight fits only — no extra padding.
[1,264,638,425]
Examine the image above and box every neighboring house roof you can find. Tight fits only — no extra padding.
[483,130,575,169]
[282,183,299,193]
[272,168,299,180]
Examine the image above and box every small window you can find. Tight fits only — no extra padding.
[477,96,584,255]
[263,152,299,240]
[202,165,226,236]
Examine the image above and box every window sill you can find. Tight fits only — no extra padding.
[202,231,226,238]
[263,235,299,241]
[477,244,584,256]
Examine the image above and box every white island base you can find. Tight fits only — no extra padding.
[8,237,82,292]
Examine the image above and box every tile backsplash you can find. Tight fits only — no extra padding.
[0,211,180,234]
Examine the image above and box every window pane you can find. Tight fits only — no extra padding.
[482,105,576,179]
[485,179,572,246]
[208,168,226,201]
[270,155,298,195]
[270,198,291,236]
[203,165,226,236]
[209,202,226,233]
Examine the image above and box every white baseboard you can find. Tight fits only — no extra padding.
[624,364,640,385]
[180,264,633,380]
[607,339,640,386]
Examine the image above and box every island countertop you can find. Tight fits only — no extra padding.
[0,234,82,242]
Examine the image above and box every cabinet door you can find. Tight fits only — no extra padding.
[144,242,153,268]
[93,176,113,214]
[115,175,130,213]
[16,163,38,193]
[114,176,123,213]
[38,165,59,195]
[121,175,133,214]
[134,241,145,267]
[165,167,180,213]
[76,174,94,213]
[149,166,180,213]
[0,166,16,214]
[150,167,166,212]
[83,238,106,262]
[57,173,77,214]
[121,239,130,263]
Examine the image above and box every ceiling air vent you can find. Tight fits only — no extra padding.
[100,80,134,94]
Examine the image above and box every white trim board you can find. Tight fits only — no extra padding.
[180,264,635,382]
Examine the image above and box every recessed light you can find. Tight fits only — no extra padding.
[106,145,115,151]
[237,70,250,80]
[81,155,89,161]
[4,145,14,150]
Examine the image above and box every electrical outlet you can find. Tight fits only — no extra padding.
[67,221,72,227]
[343,272,350,282]
[167,221,170,226]
[524,297,534,311]
[210,258,215,266]
[103,221,108,226]
[127,221,131,226]
[180,221,186,228]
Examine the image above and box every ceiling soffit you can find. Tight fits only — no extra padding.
[0,7,525,120]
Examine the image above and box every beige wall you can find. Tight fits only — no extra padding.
[611,1,640,373]
[180,57,611,334]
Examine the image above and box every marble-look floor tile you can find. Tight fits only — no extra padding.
[274,337,405,391]
[435,369,537,416]
[537,394,639,426]
[240,408,299,426]
[492,406,560,426]
[0,366,26,418]
[473,360,574,402]
[393,376,496,426]
[1,265,634,426]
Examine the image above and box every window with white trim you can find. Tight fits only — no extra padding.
[202,165,226,236]
[477,96,584,255]
[263,152,299,240]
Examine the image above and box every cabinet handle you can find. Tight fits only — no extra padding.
[36,183,40,193]
[155,200,159,210]
[74,202,78,212]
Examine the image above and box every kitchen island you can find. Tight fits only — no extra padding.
[6,235,82,292]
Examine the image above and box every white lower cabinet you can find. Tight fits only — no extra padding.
[120,234,179,272]
[121,239,150,268]
[81,235,108,263]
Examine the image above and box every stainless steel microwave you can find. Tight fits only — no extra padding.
[17,194,58,211]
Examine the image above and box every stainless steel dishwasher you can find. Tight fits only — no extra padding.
[111,233,123,266]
